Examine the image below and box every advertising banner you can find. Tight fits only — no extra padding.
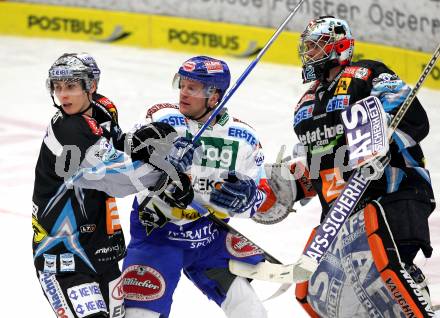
[1,2,438,89]
[10,0,440,53]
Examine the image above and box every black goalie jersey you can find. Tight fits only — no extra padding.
[293,60,435,225]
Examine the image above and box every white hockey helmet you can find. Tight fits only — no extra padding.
[299,16,354,83]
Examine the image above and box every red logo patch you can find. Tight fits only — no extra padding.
[342,66,371,80]
[204,61,223,73]
[296,93,315,111]
[82,116,102,136]
[121,265,166,301]
[182,61,196,72]
[226,233,263,258]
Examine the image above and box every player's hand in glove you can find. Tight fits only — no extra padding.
[210,171,265,215]
[166,137,200,173]
[159,172,194,209]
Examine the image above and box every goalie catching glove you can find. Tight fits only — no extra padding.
[252,146,316,225]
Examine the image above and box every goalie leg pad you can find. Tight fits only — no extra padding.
[295,228,320,318]
[300,208,424,317]
[365,201,435,317]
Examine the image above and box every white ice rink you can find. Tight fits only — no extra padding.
[1,36,439,317]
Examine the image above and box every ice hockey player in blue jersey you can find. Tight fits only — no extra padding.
[32,53,194,318]
[120,56,276,318]
[263,16,436,317]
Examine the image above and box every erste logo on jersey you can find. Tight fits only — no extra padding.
[326,95,350,112]
[294,104,314,126]
[228,126,258,147]
[158,114,186,127]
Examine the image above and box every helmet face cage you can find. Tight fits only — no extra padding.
[47,54,95,95]
[174,56,231,101]
[299,17,354,72]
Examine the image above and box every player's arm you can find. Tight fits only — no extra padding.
[370,64,429,144]
[61,117,190,201]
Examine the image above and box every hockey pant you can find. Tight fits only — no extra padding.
[124,276,267,318]
[121,230,266,318]
[37,265,124,318]
[295,201,435,318]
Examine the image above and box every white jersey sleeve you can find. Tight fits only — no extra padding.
[70,137,162,197]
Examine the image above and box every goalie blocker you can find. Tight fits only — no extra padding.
[295,201,435,318]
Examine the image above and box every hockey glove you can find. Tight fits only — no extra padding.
[166,137,200,173]
[210,171,264,215]
[125,122,177,162]
[158,172,194,209]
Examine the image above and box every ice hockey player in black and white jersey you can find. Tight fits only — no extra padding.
[32,53,195,318]
[256,16,436,317]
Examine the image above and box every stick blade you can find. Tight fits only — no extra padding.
[229,256,317,284]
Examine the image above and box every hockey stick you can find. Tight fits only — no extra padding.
[190,201,283,264]
[191,0,306,142]
[230,43,440,284]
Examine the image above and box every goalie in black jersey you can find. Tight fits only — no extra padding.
[32,53,194,318]
[257,16,436,317]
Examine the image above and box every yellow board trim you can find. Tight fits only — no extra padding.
[0,2,438,90]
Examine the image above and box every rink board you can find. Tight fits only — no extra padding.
[0,1,438,89]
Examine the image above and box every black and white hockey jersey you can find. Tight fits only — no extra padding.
[32,97,161,275]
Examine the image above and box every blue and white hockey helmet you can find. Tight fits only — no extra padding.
[46,53,96,94]
[173,56,231,100]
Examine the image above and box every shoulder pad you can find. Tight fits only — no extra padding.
[351,60,393,77]
[94,94,118,123]
[82,115,103,136]
[341,65,372,80]
[146,103,179,119]
[232,117,255,130]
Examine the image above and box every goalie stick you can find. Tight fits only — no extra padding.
[230,42,440,284]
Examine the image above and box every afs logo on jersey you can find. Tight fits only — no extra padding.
[294,105,314,126]
[197,137,239,170]
[326,95,350,112]
[228,126,258,147]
